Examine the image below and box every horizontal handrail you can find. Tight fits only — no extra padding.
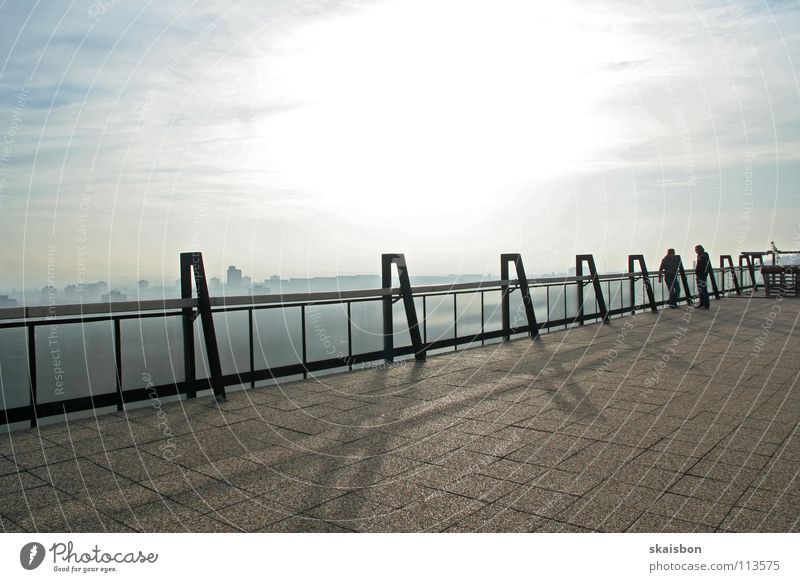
[0,267,745,322]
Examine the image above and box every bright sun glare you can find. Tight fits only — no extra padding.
[248,0,640,223]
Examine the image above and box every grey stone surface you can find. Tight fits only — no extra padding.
[1,298,799,532]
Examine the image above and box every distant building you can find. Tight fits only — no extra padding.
[0,295,16,308]
[63,284,78,303]
[242,276,252,290]
[40,285,57,306]
[209,277,222,294]
[82,282,108,303]
[101,290,128,302]
[227,265,242,289]
[138,280,149,291]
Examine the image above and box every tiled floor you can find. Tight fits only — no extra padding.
[2,296,799,532]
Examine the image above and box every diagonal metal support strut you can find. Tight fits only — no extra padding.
[628,254,658,313]
[180,252,226,402]
[382,253,426,363]
[576,254,609,324]
[501,253,539,340]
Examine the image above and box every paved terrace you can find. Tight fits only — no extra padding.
[1,297,799,533]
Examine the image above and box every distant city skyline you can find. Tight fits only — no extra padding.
[0,266,505,307]
[2,1,798,289]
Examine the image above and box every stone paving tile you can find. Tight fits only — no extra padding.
[357,508,427,532]
[583,479,666,512]
[557,497,644,532]
[88,449,181,482]
[719,507,774,532]
[0,456,18,476]
[496,485,580,518]
[168,481,253,514]
[1,298,798,532]
[530,468,607,496]
[735,487,800,514]
[628,511,716,533]
[403,491,487,532]
[4,445,76,470]
[477,458,548,484]
[260,515,354,532]
[0,514,24,532]
[646,492,732,529]
[353,479,435,509]
[108,498,215,532]
[607,464,682,491]
[140,467,217,497]
[534,519,595,532]
[444,473,519,503]
[31,458,136,496]
[668,474,751,505]
[0,483,73,513]
[629,449,699,473]
[9,499,104,532]
[207,496,289,531]
[258,477,351,513]
[74,482,166,515]
[302,492,396,525]
[445,504,543,532]
[0,471,50,495]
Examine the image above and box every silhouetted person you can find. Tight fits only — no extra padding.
[658,248,680,308]
[695,244,711,309]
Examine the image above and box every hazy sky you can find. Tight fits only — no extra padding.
[1,0,798,287]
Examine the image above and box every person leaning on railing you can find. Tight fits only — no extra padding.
[658,248,681,308]
[694,245,712,309]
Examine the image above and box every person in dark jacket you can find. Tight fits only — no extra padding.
[658,248,681,308]
[695,244,712,309]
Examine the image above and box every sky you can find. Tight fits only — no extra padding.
[0,0,798,288]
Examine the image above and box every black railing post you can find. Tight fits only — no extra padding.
[248,308,255,388]
[740,252,766,290]
[708,263,721,300]
[301,304,307,378]
[576,255,609,324]
[114,318,123,411]
[382,259,394,363]
[628,255,658,313]
[27,323,37,428]
[180,252,226,402]
[500,253,539,339]
[180,254,197,398]
[675,255,694,305]
[382,254,425,362]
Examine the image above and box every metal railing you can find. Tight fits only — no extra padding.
[0,253,757,428]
